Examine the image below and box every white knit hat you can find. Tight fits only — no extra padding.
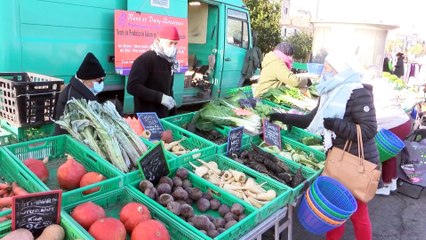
[324,54,350,73]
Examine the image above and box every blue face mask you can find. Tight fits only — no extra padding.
[91,81,104,95]
[321,71,336,82]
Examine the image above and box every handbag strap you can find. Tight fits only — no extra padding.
[338,125,365,167]
[356,124,366,169]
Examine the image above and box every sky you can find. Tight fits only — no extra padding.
[290,0,426,38]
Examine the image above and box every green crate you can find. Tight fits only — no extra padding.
[292,62,308,71]
[224,85,254,98]
[282,127,323,148]
[162,112,251,154]
[130,169,258,240]
[0,148,47,227]
[281,135,326,165]
[63,186,200,240]
[183,154,291,223]
[230,143,319,205]
[0,211,91,240]
[143,121,217,169]
[1,120,54,142]
[0,127,15,146]
[3,135,123,205]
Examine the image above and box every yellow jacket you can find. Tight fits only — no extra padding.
[254,51,307,97]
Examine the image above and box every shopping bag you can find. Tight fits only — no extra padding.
[322,125,381,203]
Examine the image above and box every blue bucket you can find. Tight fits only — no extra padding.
[297,194,342,235]
[306,187,348,222]
[375,129,405,154]
[313,176,358,216]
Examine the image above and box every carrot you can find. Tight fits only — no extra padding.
[0,197,12,208]
[12,182,28,196]
[0,189,7,196]
[0,183,10,190]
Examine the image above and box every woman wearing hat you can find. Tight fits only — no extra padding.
[270,53,378,240]
[254,42,310,97]
[54,52,106,135]
[127,26,180,118]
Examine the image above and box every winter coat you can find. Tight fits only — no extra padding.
[285,84,379,164]
[54,76,98,135]
[127,50,176,118]
[242,46,262,80]
[393,56,405,78]
[254,51,308,97]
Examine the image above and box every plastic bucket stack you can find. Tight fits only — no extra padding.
[297,176,358,235]
[375,129,405,162]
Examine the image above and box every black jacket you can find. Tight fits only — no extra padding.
[242,46,263,80]
[286,84,379,164]
[54,76,98,135]
[127,50,176,118]
[393,56,404,78]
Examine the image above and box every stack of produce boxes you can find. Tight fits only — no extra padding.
[0,72,63,143]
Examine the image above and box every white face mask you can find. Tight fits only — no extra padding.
[91,81,104,95]
[163,46,176,57]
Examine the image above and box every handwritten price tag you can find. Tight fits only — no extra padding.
[12,190,62,236]
[137,112,164,141]
[263,119,281,150]
[138,142,169,185]
[227,126,244,157]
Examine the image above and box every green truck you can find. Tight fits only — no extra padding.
[0,0,254,114]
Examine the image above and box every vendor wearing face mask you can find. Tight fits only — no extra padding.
[127,26,180,118]
[54,52,106,135]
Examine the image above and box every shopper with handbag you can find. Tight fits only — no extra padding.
[270,53,379,240]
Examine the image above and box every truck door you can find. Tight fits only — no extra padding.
[219,7,251,96]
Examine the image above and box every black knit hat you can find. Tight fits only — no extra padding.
[274,42,294,56]
[76,52,106,80]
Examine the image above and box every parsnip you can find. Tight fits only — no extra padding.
[164,137,186,151]
[254,189,276,201]
[197,159,221,175]
[229,170,246,183]
[190,162,209,177]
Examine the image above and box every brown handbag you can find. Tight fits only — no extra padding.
[322,125,381,203]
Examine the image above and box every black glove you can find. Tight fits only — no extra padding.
[269,113,287,123]
[323,118,336,130]
[269,113,293,132]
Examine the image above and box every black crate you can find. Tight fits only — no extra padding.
[0,72,64,127]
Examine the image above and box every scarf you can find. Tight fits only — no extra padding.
[307,69,363,149]
[273,50,292,69]
[151,39,180,72]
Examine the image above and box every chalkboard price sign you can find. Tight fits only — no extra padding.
[12,190,62,236]
[138,142,169,186]
[137,112,164,141]
[263,119,281,150]
[227,126,244,157]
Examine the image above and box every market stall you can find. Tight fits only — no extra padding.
[0,75,331,239]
